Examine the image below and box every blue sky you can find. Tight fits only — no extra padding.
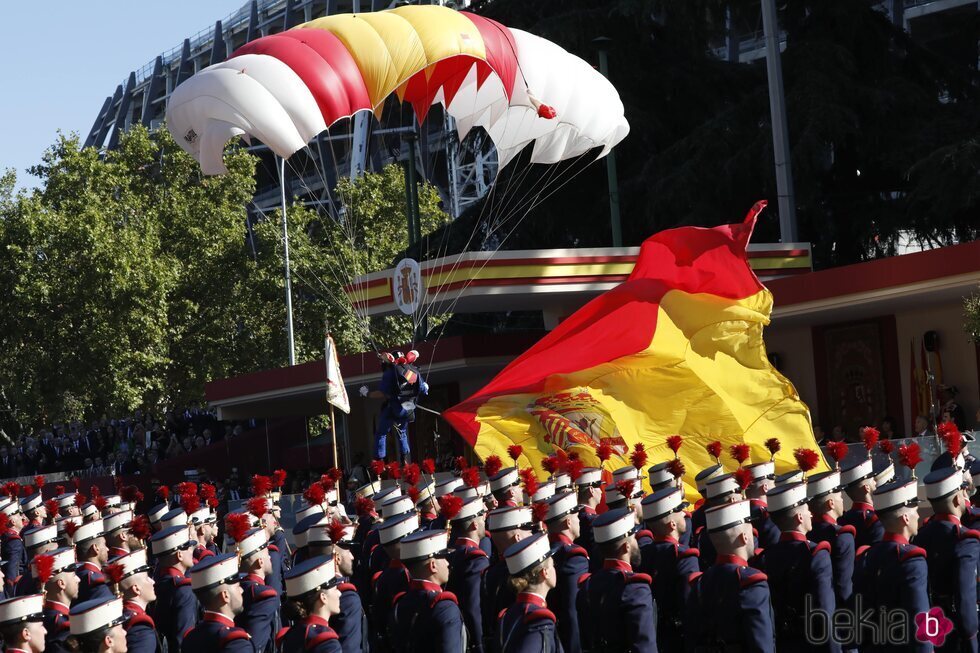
[0,1,245,189]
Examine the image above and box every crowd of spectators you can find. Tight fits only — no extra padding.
[0,404,253,479]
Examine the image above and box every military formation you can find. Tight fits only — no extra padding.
[0,423,976,652]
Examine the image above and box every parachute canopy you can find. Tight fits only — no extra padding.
[166,5,629,174]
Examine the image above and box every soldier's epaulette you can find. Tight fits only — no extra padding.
[809,541,832,556]
[679,547,699,559]
[306,630,338,648]
[170,575,191,587]
[577,572,592,587]
[89,571,106,584]
[392,591,407,606]
[252,586,278,601]
[625,572,652,585]
[275,627,290,646]
[371,571,384,586]
[566,544,588,558]
[959,528,980,541]
[687,571,703,586]
[219,627,251,645]
[182,626,196,640]
[865,513,879,525]
[268,544,279,552]
[3,529,21,540]
[899,545,926,562]
[837,524,856,537]
[855,545,870,559]
[125,613,155,630]
[497,607,509,621]
[429,590,458,608]
[338,582,357,593]
[54,614,70,631]
[465,548,488,559]
[636,529,654,541]
[523,608,556,624]
[737,568,767,588]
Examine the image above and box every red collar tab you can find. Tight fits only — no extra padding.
[603,559,632,573]
[516,592,546,608]
[749,499,767,508]
[203,612,235,627]
[819,513,837,525]
[852,502,874,512]
[581,506,597,515]
[247,573,265,585]
[716,554,749,567]
[44,601,69,615]
[931,513,961,526]
[409,579,443,593]
[549,533,573,546]
[306,615,330,628]
[455,537,479,548]
[779,531,807,543]
[883,532,909,545]
[123,601,146,615]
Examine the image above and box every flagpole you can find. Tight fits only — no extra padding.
[330,403,338,469]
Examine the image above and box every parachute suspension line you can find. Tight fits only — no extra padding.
[279,156,297,367]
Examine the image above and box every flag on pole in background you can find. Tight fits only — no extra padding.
[444,201,827,499]
[325,334,350,414]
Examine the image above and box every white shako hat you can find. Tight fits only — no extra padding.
[705,499,752,533]
[380,495,416,520]
[69,596,125,635]
[103,509,132,534]
[774,470,804,487]
[872,479,919,513]
[0,498,23,516]
[55,515,83,535]
[112,548,152,581]
[308,521,356,548]
[435,478,463,498]
[189,553,242,591]
[450,496,486,523]
[605,479,643,505]
[80,502,99,518]
[806,471,843,500]
[237,528,270,558]
[746,461,776,482]
[489,467,520,493]
[354,480,382,498]
[766,482,808,513]
[840,458,874,487]
[553,473,572,491]
[611,466,642,484]
[0,594,44,626]
[285,555,343,598]
[20,492,42,512]
[33,546,77,578]
[412,482,436,505]
[593,508,640,544]
[324,487,339,506]
[530,481,556,504]
[705,474,739,500]
[486,506,534,533]
[160,508,187,530]
[372,486,401,504]
[399,529,453,564]
[147,503,169,524]
[543,492,579,523]
[293,514,328,549]
[647,462,674,488]
[72,519,105,545]
[55,493,76,509]
[455,483,483,501]
[378,512,420,545]
[23,524,58,549]
[924,467,965,501]
[969,459,980,487]
[695,464,723,494]
[149,524,195,556]
[575,467,603,488]
[188,507,211,526]
[102,495,122,510]
[873,460,896,485]
[504,532,560,576]
[295,504,325,522]
[641,487,688,523]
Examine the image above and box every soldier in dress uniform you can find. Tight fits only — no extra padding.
[758,482,839,653]
[488,468,522,510]
[689,465,724,545]
[483,507,536,653]
[446,495,490,652]
[542,492,587,653]
[368,512,419,653]
[36,547,79,653]
[104,510,134,560]
[19,491,47,530]
[14,525,59,597]
[181,553,253,653]
[1,498,27,596]
[355,486,399,599]
[647,463,693,547]
[606,466,646,526]
[231,527,279,653]
[576,507,657,653]
[497,532,563,653]
[148,524,200,652]
[573,468,603,563]
[292,511,326,567]
[315,520,367,653]
[53,494,80,520]
[638,487,698,651]
[279,557,345,653]
[67,595,128,653]
[189,508,215,564]
[694,474,742,571]
[429,479,463,532]
[390,529,465,653]
[745,460,780,550]
[915,467,979,652]
[250,498,288,597]
[839,457,894,548]
[111,548,163,653]
[685,499,776,652]
[71,519,113,603]
[147,503,169,535]
[0,594,46,653]
[806,470,856,614]
[412,483,439,528]
[371,496,417,577]
[852,479,927,652]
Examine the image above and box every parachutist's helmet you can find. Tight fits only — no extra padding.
[395,351,406,365]
[406,350,419,364]
[380,352,395,367]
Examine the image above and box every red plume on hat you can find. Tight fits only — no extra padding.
[826,441,849,471]
[403,463,422,488]
[595,442,613,464]
[44,499,59,517]
[104,563,125,592]
[483,456,503,479]
[386,461,402,481]
[899,442,922,479]
[461,466,480,489]
[72,478,80,491]
[878,439,895,455]
[21,485,34,498]
[370,459,386,479]
[272,469,287,490]
[453,456,468,472]
[666,458,686,482]
[764,438,781,461]
[568,459,584,481]
[630,443,648,470]
[200,483,217,501]
[507,445,523,462]
[421,459,436,475]
[247,497,268,518]
[438,495,463,521]
[74,493,87,507]
[34,475,45,490]
[2,482,19,498]
[89,485,101,499]
[734,468,754,493]
[156,486,169,502]
[793,448,820,479]
[938,421,963,463]
[541,456,559,475]
[519,467,538,498]
[180,494,200,515]
[729,444,750,467]
[530,501,548,525]
[861,427,880,459]
[94,496,108,513]
[408,486,422,505]
[121,485,143,504]
[613,480,636,502]
[250,475,272,497]
[130,515,151,541]
[35,553,55,585]
[666,435,683,458]
[354,496,375,517]
[63,520,79,540]
[176,482,197,497]
[706,441,722,463]
[225,513,251,544]
[326,468,344,483]
[327,519,348,545]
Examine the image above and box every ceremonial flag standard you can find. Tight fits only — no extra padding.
[325,334,350,414]
[444,201,826,498]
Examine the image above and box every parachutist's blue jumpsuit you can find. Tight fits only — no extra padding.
[374,364,428,459]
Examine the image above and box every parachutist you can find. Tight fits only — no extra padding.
[368,350,427,463]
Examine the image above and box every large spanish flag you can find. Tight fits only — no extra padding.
[443,201,826,499]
